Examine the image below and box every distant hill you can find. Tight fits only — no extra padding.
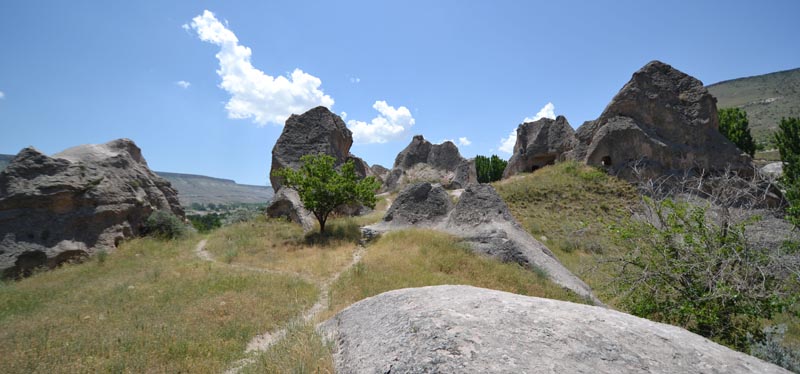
[0,154,272,207]
[707,67,800,144]
[155,172,273,207]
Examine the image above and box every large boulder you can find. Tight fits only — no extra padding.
[321,285,788,374]
[569,61,752,180]
[366,183,597,303]
[267,106,372,228]
[269,106,364,190]
[503,115,577,178]
[384,135,476,190]
[0,139,184,278]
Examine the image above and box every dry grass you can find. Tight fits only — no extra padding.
[493,161,638,304]
[241,322,334,374]
[204,217,360,282]
[323,228,588,321]
[0,234,317,373]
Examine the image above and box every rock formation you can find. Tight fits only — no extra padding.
[267,106,372,229]
[384,135,476,190]
[0,139,184,278]
[503,115,577,178]
[269,106,366,190]
[321,285,788,374]
[568,60,752,180]
[366,183,598,303]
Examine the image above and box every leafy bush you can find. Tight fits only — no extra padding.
[775,117,800,226]
[188,213,222,233]
[718,108,756,157]
[609,197,799,351]
[475,154,508,183]
[143,210,186,239]
[273,154,380,234]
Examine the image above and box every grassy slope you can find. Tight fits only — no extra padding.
[707,67,800,145]
[494,162,638,304]
[0,234,317,373]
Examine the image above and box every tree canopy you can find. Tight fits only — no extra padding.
[475,155,508,183]
[718,108,756,157]
[775,117,800,226]
[273,154,380,234]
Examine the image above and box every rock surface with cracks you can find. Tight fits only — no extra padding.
[365,182,599,303]
[0,139,183,279]
[321,285,790,374]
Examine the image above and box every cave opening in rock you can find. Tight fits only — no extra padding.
[601,156,612,167]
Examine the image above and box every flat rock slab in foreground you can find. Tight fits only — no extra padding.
[321,285,788,374]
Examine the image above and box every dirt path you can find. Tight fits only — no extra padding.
[194,238,366,374]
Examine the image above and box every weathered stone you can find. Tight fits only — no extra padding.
[321,285,788,374]
[366,183,597,302]
[267,106,372,228]
[503,115,577,178]
[385,135,476,191]
[383,183,451,225]
[269,106,359,191]
[0,139,184,278]
[265,188,315,232]
[569,61,752,180]
[761,162,783,180]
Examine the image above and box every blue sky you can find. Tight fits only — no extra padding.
[1,1,798,185]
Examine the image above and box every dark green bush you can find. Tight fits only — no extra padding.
[143,210,186,239]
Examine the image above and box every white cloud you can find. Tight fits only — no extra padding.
[340,111,348,120]
[190,10,334,126]
[350,77,361,84]
[176,80,191,89]
[181,23,190,31]
[523,102,555,123]
[458,137,471,146]
[499,102,556,154]
[348,100,415,144]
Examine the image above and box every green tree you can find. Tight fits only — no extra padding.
[718,108,756,157]
[273,154,380,234]
[609,197,799,351]
[775,117,800,226]
[475,154,508,183]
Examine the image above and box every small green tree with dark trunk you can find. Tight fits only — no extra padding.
[475,154,508,183]
[273,154,380,234]
[775,117,800,226]
[718,108,756,157]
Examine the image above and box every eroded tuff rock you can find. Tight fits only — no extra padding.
[269,106,366,190]
[569,61,752,180]
[366,183,597,302]
[384,135,477,191]
[267,106,371,228]
[265,188,315,231]
[321,285,788,374]
[0,139,184,278]
[503,116,577,178]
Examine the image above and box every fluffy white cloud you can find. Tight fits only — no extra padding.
[523,102,555,123]
[348,101,415,144]
[176,80,191,89]
[340,111,348,120]
[458,137,471,146]
[499,102,556,154]
[190,10,334,126]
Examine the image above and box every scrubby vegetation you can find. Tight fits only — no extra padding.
[143,210,187,239]
[718,107,756,157]
[776,117,800,226]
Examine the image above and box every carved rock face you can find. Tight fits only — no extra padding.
[0,139,183,278]
[503,115,577,178]
[385,135,476,191]
[570,60,752,179]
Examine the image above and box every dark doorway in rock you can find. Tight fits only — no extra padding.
[601,156,612,167]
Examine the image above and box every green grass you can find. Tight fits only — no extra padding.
[494,162,638,299]
[241,322,334,374]
[0,234,317,373]
[324,228,588,321]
